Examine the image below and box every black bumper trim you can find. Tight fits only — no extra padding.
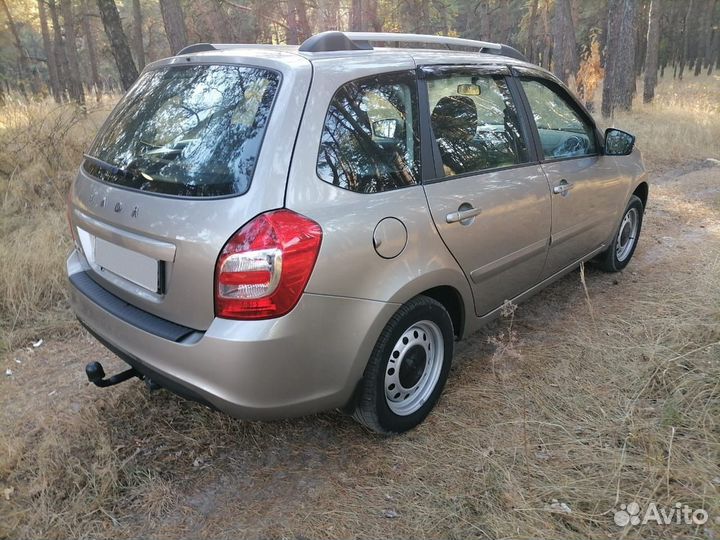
[69,271,197,342]
[79,321,217,410]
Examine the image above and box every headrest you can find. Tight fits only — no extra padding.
[431,95,478,141]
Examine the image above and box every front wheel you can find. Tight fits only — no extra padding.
[596,194,644,272]
[352,296,454,434]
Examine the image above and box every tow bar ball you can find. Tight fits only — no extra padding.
[85,361,140,388]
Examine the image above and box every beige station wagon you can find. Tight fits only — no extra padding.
[67,31,647,433]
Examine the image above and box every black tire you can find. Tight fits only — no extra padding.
[353,295,454,434]
[596,195,644,272]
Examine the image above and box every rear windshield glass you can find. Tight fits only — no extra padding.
[84,65,280,197]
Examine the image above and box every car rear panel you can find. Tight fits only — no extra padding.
[68,51,312,330]
[68,249,398,418]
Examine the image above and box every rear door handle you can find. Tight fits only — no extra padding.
[446,205,482,224]
[553,179,574,195]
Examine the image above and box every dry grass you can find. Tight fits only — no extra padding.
[0,96,115,351]
[1,169,717,539]
[1,77,719,539]
[601,74,720,171]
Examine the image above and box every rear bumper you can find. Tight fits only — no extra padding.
[67,250,398,420]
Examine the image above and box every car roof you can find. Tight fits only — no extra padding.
[171,44,547,73]
[167,31,550,75]
[150,32,559,89]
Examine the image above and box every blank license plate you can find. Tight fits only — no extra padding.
[95,237,159,292]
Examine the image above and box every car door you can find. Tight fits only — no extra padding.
[420,65,552,317]
[516,71,625,278]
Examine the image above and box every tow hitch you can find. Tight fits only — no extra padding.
[85,361,140,388]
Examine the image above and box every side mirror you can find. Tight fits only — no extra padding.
[604,128,635,156]
[372,118,401,139]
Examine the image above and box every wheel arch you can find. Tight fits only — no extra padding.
[419,285,465,340]
[386,269,473,340]
[632,181,649,209]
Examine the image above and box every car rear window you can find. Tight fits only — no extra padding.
[316,71,421,193]
[84,65,280,197]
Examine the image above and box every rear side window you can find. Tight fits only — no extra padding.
[520,78,598,160]
[85,65,280,197]
[316,71,421,193]
[427,74,529,177]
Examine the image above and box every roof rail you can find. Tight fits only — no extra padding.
[299,31,527,61]
[298,32,372,53]
[176,43,217,55]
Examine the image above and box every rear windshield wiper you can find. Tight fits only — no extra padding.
[83,154,129,177]
[83,154,154,184]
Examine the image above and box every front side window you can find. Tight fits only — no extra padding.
[85,65,280,197]
[427,73,528,177]
[316,71,420,193]
[520,78,598,160]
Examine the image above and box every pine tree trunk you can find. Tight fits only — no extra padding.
[38,0,62,102]
[634,0,649,77]
[478,0,490,40]
[616,0,637,111]
[60,0,85,104]
[602,0,619,117]
[286,2,299,44]
[552,0,578,83]
[709,7,719,75]
[541,0,552,69]
[49,0,70,99]
[695,0,714,75]
[643,0,661,103]
[350,0,363,31]
[81,0,102,98]
[0,0,31,95]
[294,0,312,41]
[526,0,539,64]
[159,0,188,54]
[706,0,719,73]
[667,0,679,79]
[131,0,145,70]
[602,0,637,117]
[96,0,139,91]
[678,0,692,79]
[364,0,382,31]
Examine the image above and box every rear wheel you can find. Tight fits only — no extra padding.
[352,296,454,434]
[597,195,644,272]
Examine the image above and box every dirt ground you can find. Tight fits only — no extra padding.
[1,161,719,539]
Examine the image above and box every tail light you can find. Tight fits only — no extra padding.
[215,209,322,320]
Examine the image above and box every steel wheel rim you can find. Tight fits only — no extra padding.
[384,320,444,416]
[616,207,639,262]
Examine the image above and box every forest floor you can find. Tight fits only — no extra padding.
[1,159,719,539]
[1,75,719,539]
